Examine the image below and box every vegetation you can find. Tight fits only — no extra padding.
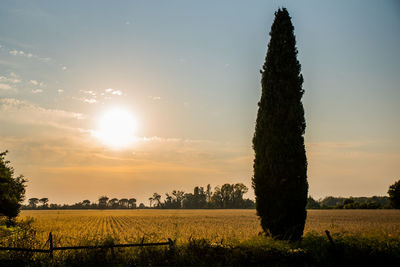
[307,195,391,209]
[253,8,308,241]
[23,183,255,210]
[0,151,26,226]
[4,210,398,247]
[1,210,399,266]
[388,179,400,209]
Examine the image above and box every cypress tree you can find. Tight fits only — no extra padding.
[252,8,308,241]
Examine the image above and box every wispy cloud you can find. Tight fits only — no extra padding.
[0,83,12,90]
[148,95,161,101]
[0,73,21,92]
[31,89,43,94]
[80,90,96,96]
[83,98,97,104]
[104,88,123,96]
[9,49,50,62]
[0,74,21,84]
[0,98,85,130]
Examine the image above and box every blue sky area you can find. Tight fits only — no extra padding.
[0,1,399,204]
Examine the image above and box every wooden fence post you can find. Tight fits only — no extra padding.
[168,238,174,250]
[325,230,335,247]
[49,232,53,259]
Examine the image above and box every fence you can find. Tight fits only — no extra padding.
[0,232,174,258]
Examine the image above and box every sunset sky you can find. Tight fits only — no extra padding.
[1,0,399,205]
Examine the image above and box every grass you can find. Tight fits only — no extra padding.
[1,209,400,266]
[15,209,400,246]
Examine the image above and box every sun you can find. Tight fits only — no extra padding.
[93,107,138,148]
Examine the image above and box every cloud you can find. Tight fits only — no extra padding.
[83,98,97,104]
[62,66,67,71]
[148,95,161,101]
[0,75,21,84]
[31,89,43,93]
[80,90,96,96]
[30,80,39,85]
[57,89,64,93]
[0,73,21,92]
[104,88,123,96]
[0,98,84,130]
[0,83,12,90]
[8,48,50,62]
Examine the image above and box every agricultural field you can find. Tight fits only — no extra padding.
[16,209,400,246]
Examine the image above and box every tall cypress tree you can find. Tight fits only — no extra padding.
[252,8,308,241]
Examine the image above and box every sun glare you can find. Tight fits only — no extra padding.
[93,107,138,148]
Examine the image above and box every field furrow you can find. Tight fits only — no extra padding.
[13,210,400,246]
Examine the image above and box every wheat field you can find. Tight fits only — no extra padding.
[18,209,400,246]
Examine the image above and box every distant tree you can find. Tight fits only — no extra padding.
[0,150,27,225]
[138,203,145,209]
[320,196,343,208]
[119,198,129,208]
[164,193,173,208]
[233,183,248,208]
[172,190,185,208]
[183,186,206,209]
[128,198,136,208]
[152,193,161,208]
[211,183,249,208]
[82,200,91,207]
[388,179,400,209]
[28,198,39,208]
[109,198,119,208]
[252,8,308,241]
[39,198,49,208]
[306,196,320,209]
[98,196,109,208]
[148,197,153,207]
[206,184,212,203]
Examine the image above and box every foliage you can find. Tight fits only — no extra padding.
[23,183,255,210]
[252,8,308,241]
[1,210,400,265]
[317,196,390,209]
[388,179,400,209]
[0,151,26,225]
[306,196,321,209]
[1,229,399,266]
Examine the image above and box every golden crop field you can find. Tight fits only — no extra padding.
[18,209,400,246]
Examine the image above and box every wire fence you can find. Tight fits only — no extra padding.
[0,232,174,258]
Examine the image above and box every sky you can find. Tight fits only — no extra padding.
[0,0,399,205]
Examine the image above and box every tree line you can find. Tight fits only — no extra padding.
[23,183,256,210]
[306,195,393,209]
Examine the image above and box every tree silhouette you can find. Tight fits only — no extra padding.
[128,198,136,208]
[98,196,109,208]
[152,193,161,208]
[388,179,400,209]
[28,198,39,208]
[0,150,26,225]
[82,199,91,207]
[183,186,206,209]
[39,198,49,207]
[252,8,308,241]
[119,198,129,208]
[109,198,119,208]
